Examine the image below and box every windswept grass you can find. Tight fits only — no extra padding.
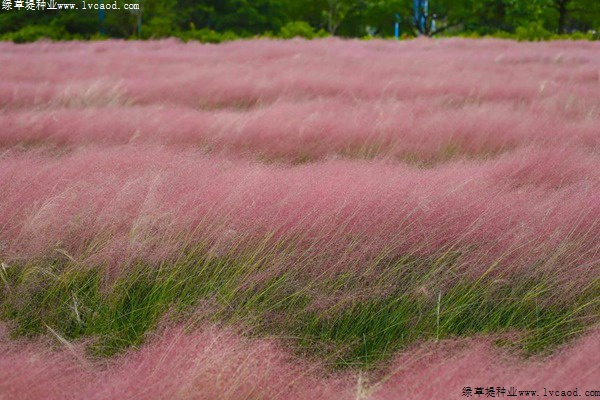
[1,39,599,398]
[2,249,598,369]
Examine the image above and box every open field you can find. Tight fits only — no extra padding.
[1,38,599,399]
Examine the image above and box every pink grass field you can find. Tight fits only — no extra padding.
[1,39,599,162]
[1,324,599,400]
[1,146,599,288]
[1,38,600,398]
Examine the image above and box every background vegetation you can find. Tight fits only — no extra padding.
[1,0,600,42]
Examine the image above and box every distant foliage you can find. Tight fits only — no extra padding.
[515,22,554,41]
[0,25,70,43]
[279,21,328,39]
[0,0,599,42]
[176,27,239,43]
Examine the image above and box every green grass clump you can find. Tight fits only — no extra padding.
[0,254,598,369]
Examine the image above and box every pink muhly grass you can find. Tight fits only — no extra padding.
[2,38,599,108]
[370,328,600,400]
[1,38,599,397]
[1,323,599,400]
[1,39,599,162]
[1,100,598,162]
[0,145,598,289]
[0,39,600,399]
[0,324,352,400]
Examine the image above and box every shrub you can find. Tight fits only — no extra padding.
[0,25,69,43]
[515,22,552,41]
[279,21,318,39]
[177,28,239,44]
[564,30,594,41]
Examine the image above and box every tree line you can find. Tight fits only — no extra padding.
[1,0,599,42]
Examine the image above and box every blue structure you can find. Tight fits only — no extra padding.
[99,0,105,36]
[395,14,401,39]
[413,0,428,35]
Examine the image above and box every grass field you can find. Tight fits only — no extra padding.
[1,38,599,399]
